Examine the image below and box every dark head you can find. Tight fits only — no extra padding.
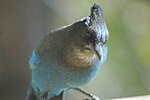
[63,4,109,68]
[84,4,109,60]
[74,4,109,59]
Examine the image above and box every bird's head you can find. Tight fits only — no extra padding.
[83,4,109,60]
[63,4,109,68]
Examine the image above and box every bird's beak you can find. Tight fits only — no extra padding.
[89,43,101,60]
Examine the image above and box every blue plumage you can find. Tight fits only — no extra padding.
[27,4,109,100]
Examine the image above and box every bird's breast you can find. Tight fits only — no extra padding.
[62,45,98,68]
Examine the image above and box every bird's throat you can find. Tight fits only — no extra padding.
[63,45,96,68]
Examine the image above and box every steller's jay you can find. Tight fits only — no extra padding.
[27,4,109,100]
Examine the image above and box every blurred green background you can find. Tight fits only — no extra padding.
[0,0,150,100]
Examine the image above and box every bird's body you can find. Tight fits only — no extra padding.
[28,4,109,100]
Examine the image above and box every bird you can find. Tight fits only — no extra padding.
[26,4,109,100]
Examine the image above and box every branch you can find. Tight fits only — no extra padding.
[111,95,150,100]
